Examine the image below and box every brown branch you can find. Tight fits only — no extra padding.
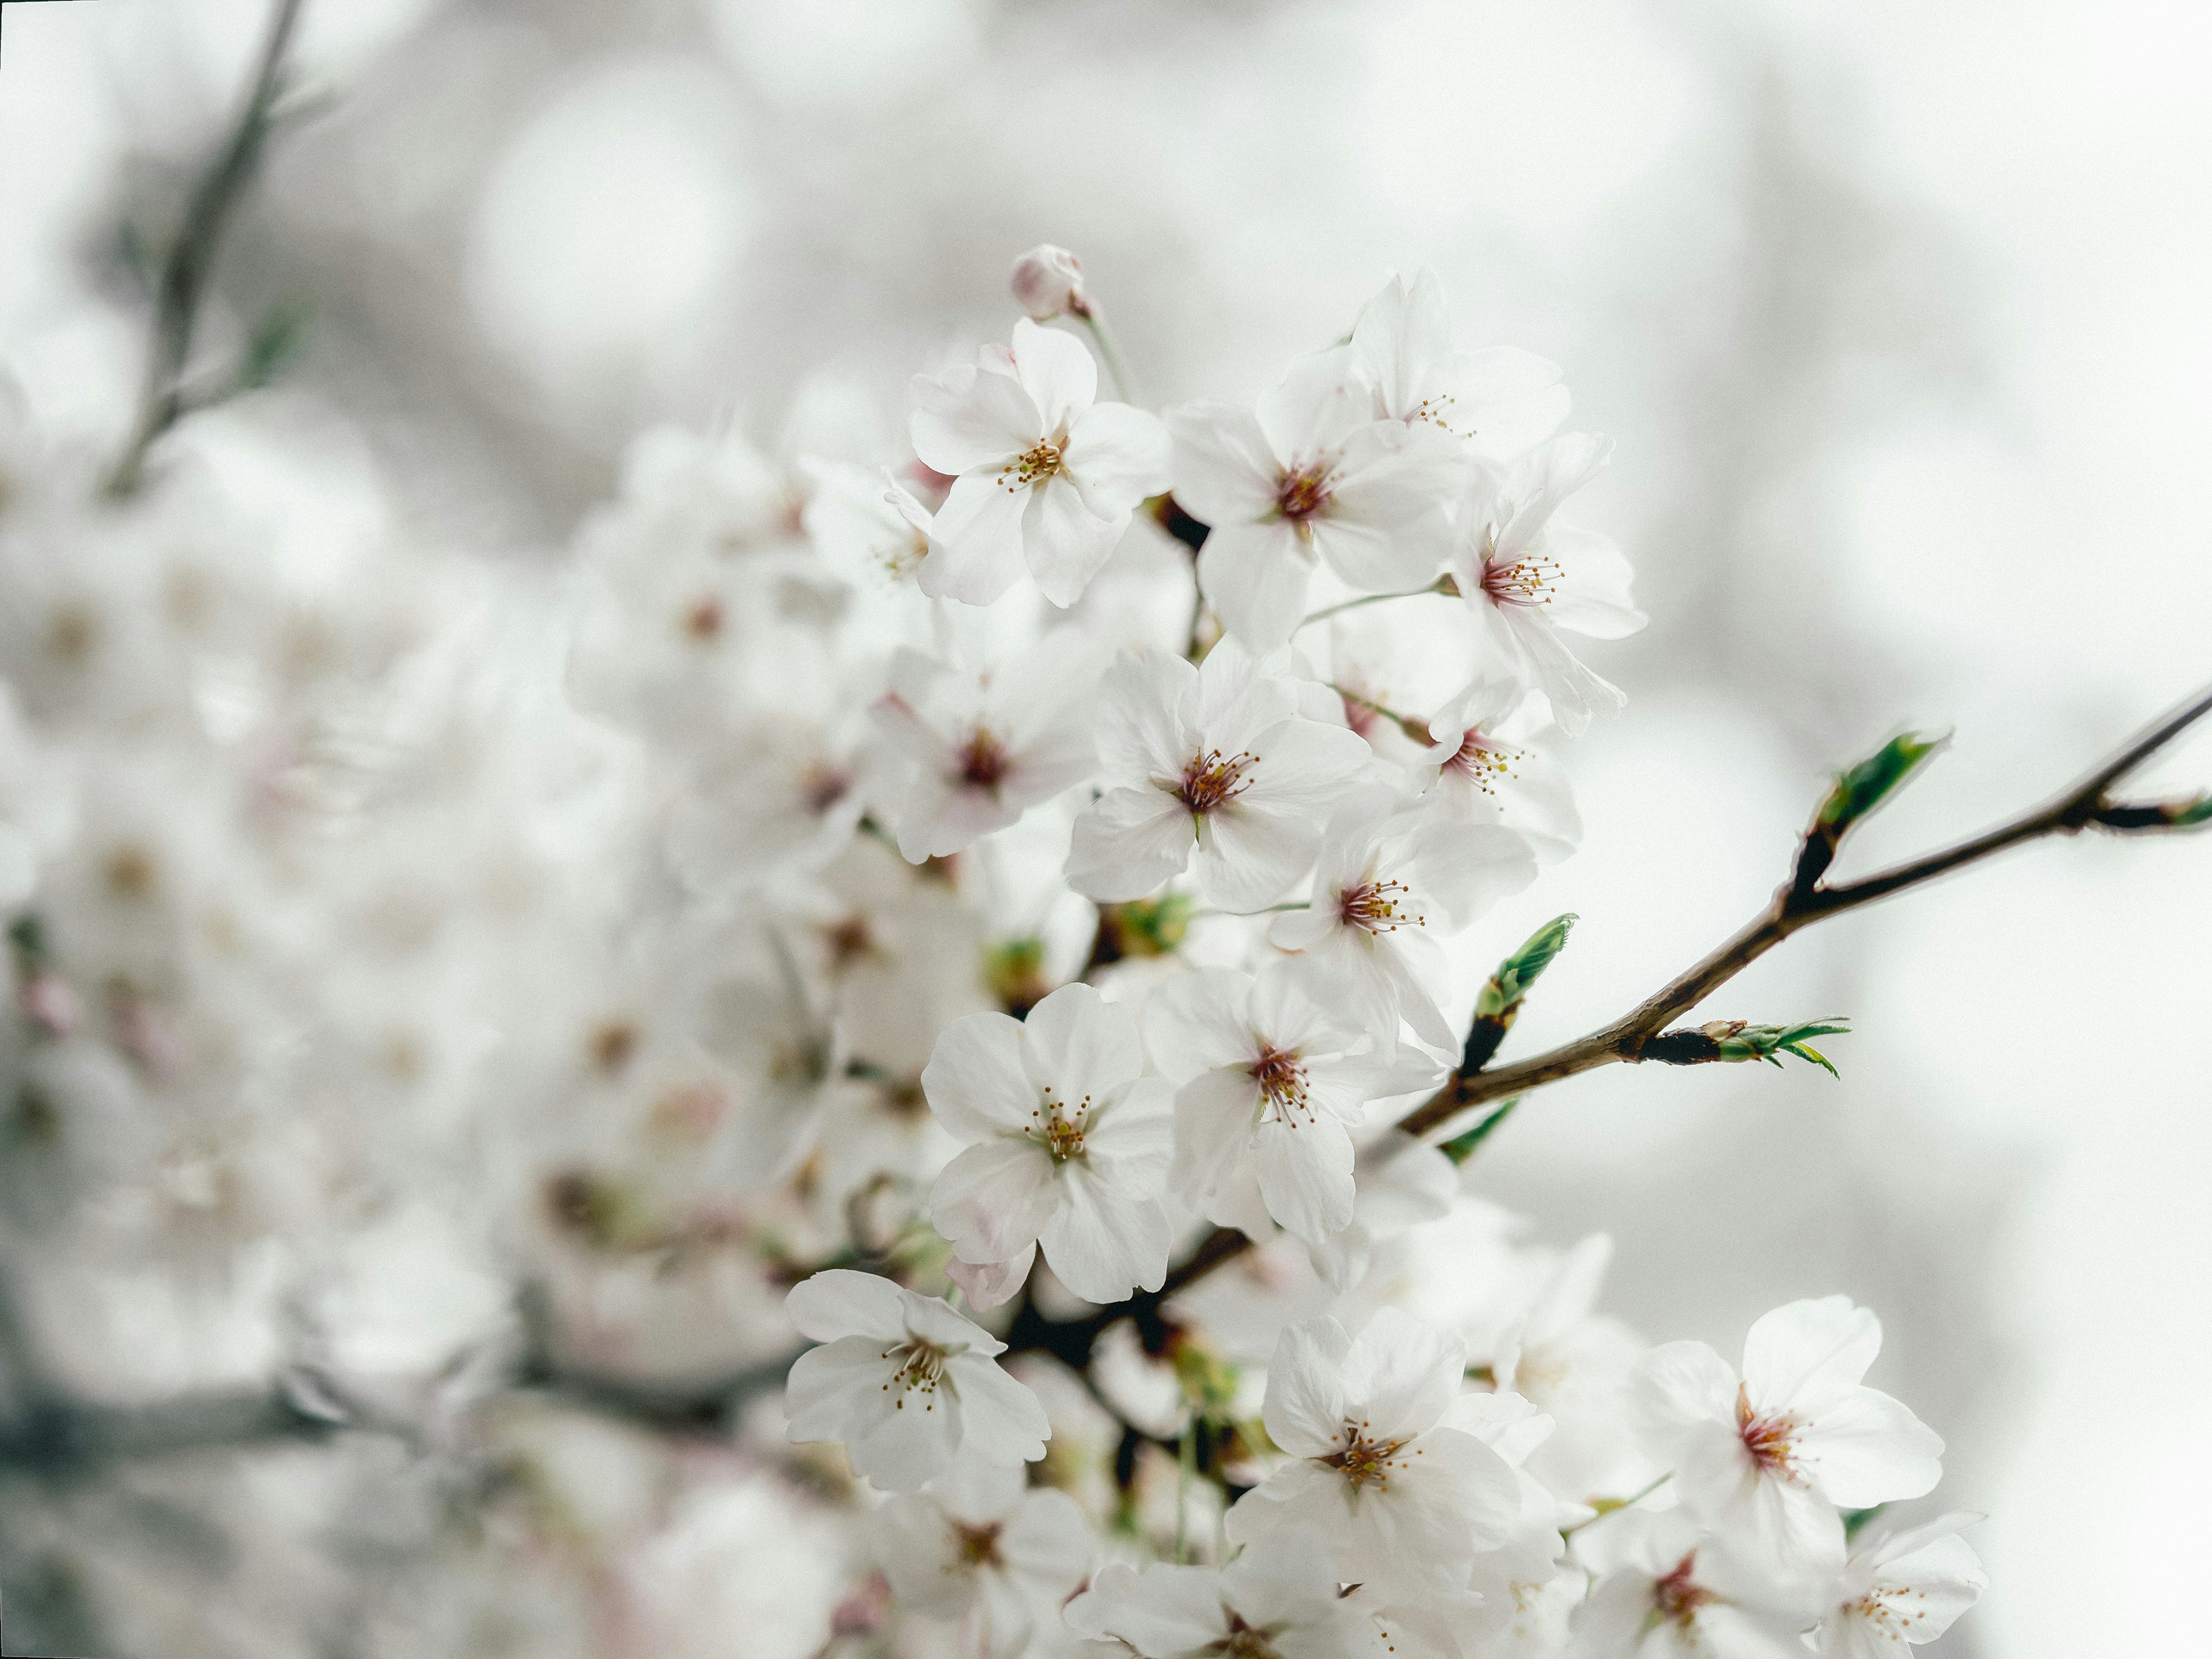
[105,0,305,498]
[1397,679,2212,1136]
[1088,679,2212,1316]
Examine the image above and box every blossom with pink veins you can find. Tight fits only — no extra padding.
[909,319,1169,607]
[1168,348,1467,650]
[1446,433,1646,735]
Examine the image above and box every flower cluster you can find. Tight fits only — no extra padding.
[0,237,1984,1659]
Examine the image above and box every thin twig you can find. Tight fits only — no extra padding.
[105,0,306,498]
[1397,679,2212,1137]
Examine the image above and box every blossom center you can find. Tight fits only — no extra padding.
[1447,730,1518,793]
[1410,392,1461,434]
[1480,537,1563,608]
[1652,1554,1716,1628]
[1217,1618,1285,1659]
[950,1518,1005,1569]
[1276,461,1334,522]
[879,1336,952,1410]
[1853,1586,1930,1637]
[1248,1046,1314,1126]
[1179,748,1259,816]
[1735,1382,1805,1482]
[1339,877,1422,934]
[959,728,1012,790]
[999,440,1064,491]
[800,760,853,816]
[1320,1421,1412,1493]
[1029,1086,1092,1162]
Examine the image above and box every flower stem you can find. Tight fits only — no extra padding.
[1076,306,1140,405]
[1294,579,1453,633]
[1330,683,1432,744]
[1563,1471,1673,1537]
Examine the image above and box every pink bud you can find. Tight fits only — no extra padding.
[1009,244,1089,321]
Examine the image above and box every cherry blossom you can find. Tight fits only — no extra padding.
[1418,674,1582,865]
[1065,642,1375,912]
[1814,1512,1986,1657]
[1633,1296,1944,1574]
[1571,1512,1816,1659]
[872,1459,1091,1658]
[909,319,1169,606]
[1349,267,1571,460]
[783,1268,1051,1491]
[1168,350,1465,649]
[869,637,1098,864]
[1269,798,1536,1053]
[1226,1307,1521,1595]
[1445,434,1646,735]
[923,983,1176,1305]
[1064,1528,1368,1657]
[1143,963,1442,1245]
[1008,244,1091,322]
[799,459,935,592]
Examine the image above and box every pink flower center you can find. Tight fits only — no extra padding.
[800,760,853,815]
[878,1337,950,1410]
[1248,1046,1314,1125]
[959,728,1012,790]
[1339,877,1423,934]
[1029,1087,1092,1162]
[1321,1419,1414,1492]
[1446,728,1517,793]
[999,440,1063,491]
[1480,539,1564,608]
[1276,460,1334,522]
[1653,1554,1717,1627]
[1736,1382,1806,1482]
[1179,747,1258,816]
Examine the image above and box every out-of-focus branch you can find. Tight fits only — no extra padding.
[1037,680,2212,1323]
[105,0,306,498]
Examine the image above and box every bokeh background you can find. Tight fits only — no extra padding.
[2,1,2208,1655]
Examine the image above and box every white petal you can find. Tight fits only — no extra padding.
[1066,786,1195,902]
[1021,982,1145,1103]
[920,471,1031,604]
[1743,1296,1881,1415]
[948,1347,1052,1465]
[923,1011,1043,1141]
[945,1242,1036,1312]
[1794,1385,1944,1508]
[910,361,1040,475]
[1065,1561,1229,1654]
[1010,316,1097,433]
[1023,475,1124,606]
[1195,802,1321,912]
[1037,1168,1170,1302]
[785,1266,911,1344]
[1168,402,1284,526]
[1262,1317,1353,1457]
[1065,400,1172,512]
[931,1138,1059,1263]
[1143,968,1257,1080]
[1197,520,1315,651]
[1251,1113,1355,1245]
[1341,1305,1464,1438]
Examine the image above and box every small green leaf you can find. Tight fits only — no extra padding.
[1475,914,1578,1020]
[1440,1097,1520,1165]
[238,300,311,390]
[1817,733,1946,831]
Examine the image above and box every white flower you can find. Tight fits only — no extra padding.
[1065,642,1374,912]
[1418,674,1581,865]
[870,635,1097,864]
[1349,267,1571,459]
[1065,1528,1366,1657]
[1269,799,1535,1053]
[783,1268,1051,1491]
[1814,1512,1986,1657]
[1169,349,1465,649]
[1226,1307,1521,1595]
[1633,1296,1945,1575]
[1143,964,1441,1246]
[665,712,872,898]
[910,319,1169,606]
[1446,433,1645,735]
[872,1458,1091,1659]
[923,983,1176,1305]
[800,459,935,591]
[1009,244,1091,322]
[1571,1512,1815,1659]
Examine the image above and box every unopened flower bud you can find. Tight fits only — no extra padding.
[1009,243,1089,321]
